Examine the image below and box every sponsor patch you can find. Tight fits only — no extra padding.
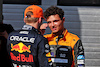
[10,36,35,43]
[78,64,84,67]
[11,42,31,53]
[77,60,85,64]
[19,31,29,34]
[60,53,66,57]
[51,58,68,63]
[59,48,68,51]
[45,44,49,48]
[77,55,85,60]
[51,52,54,57]
[10,52,34,62]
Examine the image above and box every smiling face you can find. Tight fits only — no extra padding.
[47,14,65,34]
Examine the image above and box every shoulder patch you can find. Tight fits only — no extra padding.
[67,32,80,49]
[69,33,80,41]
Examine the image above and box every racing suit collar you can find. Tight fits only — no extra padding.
[51,29,68,37]
[22,25,32,30]
[51,29,68,40]
[22,25,41,34]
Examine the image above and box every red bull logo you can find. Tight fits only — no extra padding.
[11,42,31,53]
[10,52,34,62]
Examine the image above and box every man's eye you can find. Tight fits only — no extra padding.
[47,21,51,24]
[54,20,59,22]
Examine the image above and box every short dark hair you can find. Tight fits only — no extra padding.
[44,6,64,20]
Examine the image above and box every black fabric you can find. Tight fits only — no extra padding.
[0,24,14,34]
[0,24,14,67]
[7,25,50,67]
[74,40,85,67]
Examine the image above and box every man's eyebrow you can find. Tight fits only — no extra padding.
[47,21,51,23]
[53,20,59,22]
[47,20,59,23]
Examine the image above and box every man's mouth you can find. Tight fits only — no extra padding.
[52,27,57,31]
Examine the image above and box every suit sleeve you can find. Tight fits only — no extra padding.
[38,38,50,67]
[74,40,85,67]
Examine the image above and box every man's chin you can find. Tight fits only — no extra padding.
[52,31,58,34]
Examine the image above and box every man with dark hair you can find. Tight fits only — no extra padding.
[7,5,50,67]
[41,6,85,67]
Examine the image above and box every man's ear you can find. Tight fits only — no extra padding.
[62,17,65,23]
[23,18,26,23]
[38,17,42,23]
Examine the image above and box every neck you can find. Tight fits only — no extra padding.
[26,22,39,30]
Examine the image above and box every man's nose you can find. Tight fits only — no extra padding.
[51,22,55,26]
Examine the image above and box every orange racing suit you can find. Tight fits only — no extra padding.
[44,29,85,67]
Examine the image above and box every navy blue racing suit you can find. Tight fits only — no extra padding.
[7,25,50,67]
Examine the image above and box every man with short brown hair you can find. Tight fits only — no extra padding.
[41,6,85,67]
